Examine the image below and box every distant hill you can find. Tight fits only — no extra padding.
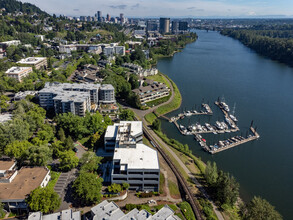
[0,0,48,15]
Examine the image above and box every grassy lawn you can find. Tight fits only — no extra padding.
[179,202,196,220]
[145,112,157,124]
[168,180,181,198]
[159,172,165,194]
[146,73,171,88]
[155,76,182,116]
[146,94,171,107]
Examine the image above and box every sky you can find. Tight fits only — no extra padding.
[21,0,293,18]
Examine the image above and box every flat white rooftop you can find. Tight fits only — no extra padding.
[113,143,159,170]
[17,57,46,65]
[5,66,32,74]
[105,121,142,139]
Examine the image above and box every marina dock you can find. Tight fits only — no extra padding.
[160,99,260,154]
[195,127,260,154]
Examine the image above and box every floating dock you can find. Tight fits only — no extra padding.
[160,100,259,154]
[195,126,260,154]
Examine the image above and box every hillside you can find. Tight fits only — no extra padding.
[0,0,48,15]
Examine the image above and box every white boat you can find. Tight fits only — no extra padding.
[230,114,238,122]
[220,100,230,112]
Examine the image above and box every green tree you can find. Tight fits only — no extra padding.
[57,128,66,142]
[0,95,9,112]
[216,171,239,206]
[89,132,101,149]
[245,197,282,220]
[107,183,122,193]
[79,152,102,173]
[205,161,218,186]
[25,145,52,166]
[0,202,5,218]
[59,150,79,171]
[73,172,103,205]
[119,109,135,121]
[129,74,139,89]
[122,182,130,190]
[64,136,74,151]
[26,187,61,214]
[4,140,32,159]
[152,119,161,131]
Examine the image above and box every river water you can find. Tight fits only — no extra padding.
[157,29,293,219]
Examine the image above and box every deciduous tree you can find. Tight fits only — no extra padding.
[26,187,61,214]
[73,172,103,205]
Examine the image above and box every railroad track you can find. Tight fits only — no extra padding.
[143,125,203,220]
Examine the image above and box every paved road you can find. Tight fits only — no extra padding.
[125,74,224,220]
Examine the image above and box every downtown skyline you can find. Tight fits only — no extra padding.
[20,0,293,18]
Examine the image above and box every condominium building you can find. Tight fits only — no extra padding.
[103,45,126,57]
[38,82,115,116]
[91,201,180,220]
[104,46,114,56]
[17,57,47,70]
[132,81,170,104]
[53,91,91,117]
[99,84,115,104]
[114,46,125,56]
[5,66,32,82]
[102,121,160,191]
[0,160,50,212]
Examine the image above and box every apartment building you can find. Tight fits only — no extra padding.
[38,82,115,116]
[122,63,158,77]
[17,57,47,70]
[102,121,160,191]
[132,81,170,104]
[5,66,32,82]
[99,84,115,104]
[53,91,91,117]
[103,45,126,57]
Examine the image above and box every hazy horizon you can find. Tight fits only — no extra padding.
[20,0,293,18]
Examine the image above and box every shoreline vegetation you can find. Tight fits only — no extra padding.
[220,27,293,67]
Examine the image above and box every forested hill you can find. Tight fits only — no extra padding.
[221,27,293,67]
[0,0,48,15]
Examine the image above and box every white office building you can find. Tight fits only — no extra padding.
[102,121,160,191]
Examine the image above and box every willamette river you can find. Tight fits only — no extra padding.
[157,29,293,219]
